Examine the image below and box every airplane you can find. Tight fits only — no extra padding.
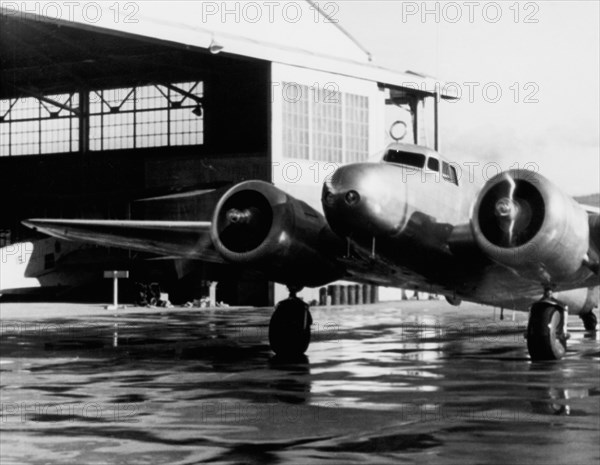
[22,141,599,361]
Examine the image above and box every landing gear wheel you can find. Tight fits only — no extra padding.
[580,311,597,331]
[268,297,312,358]
[527,304,566,361]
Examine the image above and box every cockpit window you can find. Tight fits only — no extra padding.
[427,157,440,172]
[442,161,459,186]
[383,150,425,168]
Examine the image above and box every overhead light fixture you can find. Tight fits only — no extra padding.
[192,104,203,117]
[209,39,223,55]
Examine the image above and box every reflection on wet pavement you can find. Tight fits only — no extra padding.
[1,302,599,464]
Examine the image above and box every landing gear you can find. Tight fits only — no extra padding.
[527,298,567,361]
[580,311,598,331]
[268,289,312,358]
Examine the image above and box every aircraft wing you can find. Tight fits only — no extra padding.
[22,219,225,264]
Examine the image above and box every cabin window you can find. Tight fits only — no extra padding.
[442,161,459,186]
[427,157,440,172]
[383,150,425,168]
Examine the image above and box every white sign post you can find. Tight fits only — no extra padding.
[104,270,129,310]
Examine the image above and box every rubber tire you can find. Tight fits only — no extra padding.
[268,298,312,357]
[527,305,566,361]
[580,311,598,331]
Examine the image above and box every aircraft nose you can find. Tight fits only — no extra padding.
[322,163,407,237]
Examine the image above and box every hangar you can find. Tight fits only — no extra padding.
[0,2,453,304]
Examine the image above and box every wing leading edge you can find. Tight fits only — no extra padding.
[22,219,225,264]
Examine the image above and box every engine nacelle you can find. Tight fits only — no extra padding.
[210,181,344,287]
[555,287,599,315]
[471,169,590,284]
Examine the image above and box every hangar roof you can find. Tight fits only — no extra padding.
[0,2,456,100]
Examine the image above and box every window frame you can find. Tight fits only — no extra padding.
[383,150,426,169]
[442,161,459,186]
[427,157,440,172]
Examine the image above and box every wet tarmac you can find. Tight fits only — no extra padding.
[0,301,599,464]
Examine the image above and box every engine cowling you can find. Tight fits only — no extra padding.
[210,181,344,287]
[471,169,590,284]
[555,287,599,315]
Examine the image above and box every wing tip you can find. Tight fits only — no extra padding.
[22,218,57,232]
[22,219,38,230]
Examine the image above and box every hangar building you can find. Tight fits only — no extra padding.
[0,1,451,304]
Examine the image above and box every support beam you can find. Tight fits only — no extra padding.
[12,86,80,115]
[160,82,204,105]
[411,98,420,145]
[79,90,89,153]
[434,91,440,152]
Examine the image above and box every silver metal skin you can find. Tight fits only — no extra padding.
[471,169,591,284]
[323,163,409,238]
[210,180,344,287]
[321,159,598,319]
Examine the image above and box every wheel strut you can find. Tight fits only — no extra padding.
[580,311,598,331]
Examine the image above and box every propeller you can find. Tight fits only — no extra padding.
[217,191,273,253]
[478,174,544,248]
[226,207,259,226]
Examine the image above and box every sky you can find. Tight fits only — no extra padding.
[337,1,599,195]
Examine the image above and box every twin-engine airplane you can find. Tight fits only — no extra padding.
[24,143,599,360]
